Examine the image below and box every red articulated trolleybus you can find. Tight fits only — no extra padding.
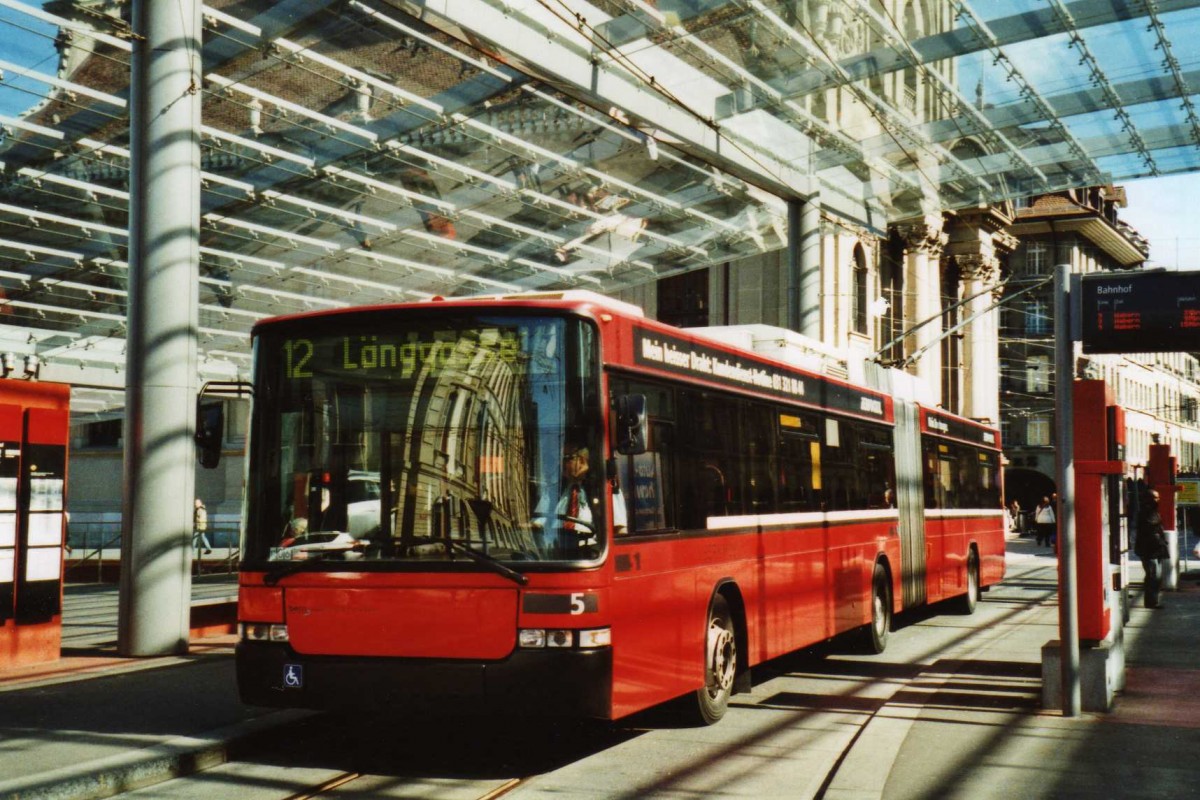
[231,291,1005,724]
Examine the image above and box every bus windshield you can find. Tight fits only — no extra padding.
[243,311,604,568]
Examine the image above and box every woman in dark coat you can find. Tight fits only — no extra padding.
[1135,489,1170,609]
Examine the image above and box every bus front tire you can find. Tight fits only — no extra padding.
[691,594,737,725]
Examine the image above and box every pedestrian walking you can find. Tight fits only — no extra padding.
[1135,488,1170,609]
[1009,499,1023,534]
[193,498,212,554]
[1034,496,1056,548]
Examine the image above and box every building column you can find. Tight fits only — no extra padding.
[957,254,1002,423]
[119,0,202,656]
[788,197,822,337]
[897,218,947,403]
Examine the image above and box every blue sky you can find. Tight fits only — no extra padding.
[1121,177,1200,271]
[0,1,56,118]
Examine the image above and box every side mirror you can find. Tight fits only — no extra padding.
[615,394,648,455]
[195,401,224,469]
[194,379,253,469]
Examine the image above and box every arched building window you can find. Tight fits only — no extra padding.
[852,244,869,334]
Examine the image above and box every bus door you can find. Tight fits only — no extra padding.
[893,399,926,608]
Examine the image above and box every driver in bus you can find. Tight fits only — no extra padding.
[534,442,626,551]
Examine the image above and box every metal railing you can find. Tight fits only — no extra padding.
[66,519,241,581]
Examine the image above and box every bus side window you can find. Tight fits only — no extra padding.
[922,444,940,508]
[743,404,776,512]
[821,417,858,510]
[616,421,676,535]
[679,391,738,528]
[610,378,676,535]
[778,432,816,513]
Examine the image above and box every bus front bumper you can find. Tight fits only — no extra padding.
[236,641,613,719]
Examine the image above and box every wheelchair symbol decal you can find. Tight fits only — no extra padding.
[283,663,303,689]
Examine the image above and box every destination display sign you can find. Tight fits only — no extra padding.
[275,328,522,381]
[632,328,889,421]
[922,408,1000,449]
[1081,271,1200,353]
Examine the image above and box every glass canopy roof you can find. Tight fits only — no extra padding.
[1,0,1198,413]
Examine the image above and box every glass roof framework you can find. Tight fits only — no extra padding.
[0,0,1198,412]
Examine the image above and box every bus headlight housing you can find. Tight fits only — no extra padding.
[518,627,610,649]
[578,627,611,647]
[241,622,289,642]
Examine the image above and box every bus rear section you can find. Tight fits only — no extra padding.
[914,405,1006,611]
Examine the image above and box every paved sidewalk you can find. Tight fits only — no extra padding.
[855,541,1200,799]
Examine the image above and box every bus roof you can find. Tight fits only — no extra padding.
[250,290,644,334]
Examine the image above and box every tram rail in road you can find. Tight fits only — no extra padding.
[278,773,524,800]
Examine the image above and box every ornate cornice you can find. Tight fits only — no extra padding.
[894,220,948,258]
[954,253,1001,284]
[992,230,1020,255]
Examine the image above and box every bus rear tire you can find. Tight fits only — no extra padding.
[690,594,737,725]
[866,563,891,654]
[956,549,980,615]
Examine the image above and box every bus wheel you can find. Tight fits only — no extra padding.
[867,563,891,654]
[957,549,980,615]
[693,594,737,725]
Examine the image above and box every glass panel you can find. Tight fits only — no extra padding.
[679,391,740,526]
[1028,416,1051,447]
[245,313,603,565]
[610,377,675,535]
[24,546,61,581]
[1026,300,1051,335]
[778,412,820,513]
[1026,355,1050,393]
[27,513,63,546]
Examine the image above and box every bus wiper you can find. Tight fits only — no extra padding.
[445,539,529,586]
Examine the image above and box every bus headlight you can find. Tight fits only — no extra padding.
[241,623,289,642]
[518,629,545,648]
[518,627,610,648]
[578,627,611,648]
[546,629,573,648]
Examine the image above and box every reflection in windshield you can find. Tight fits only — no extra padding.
[245,313,603,566]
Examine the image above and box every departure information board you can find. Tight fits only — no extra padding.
[1080,271,1200,353]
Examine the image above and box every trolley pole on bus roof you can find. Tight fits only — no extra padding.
[1054,264,1081,717]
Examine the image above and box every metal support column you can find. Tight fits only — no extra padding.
[1054,263,1081,716]
[118,0,203,656]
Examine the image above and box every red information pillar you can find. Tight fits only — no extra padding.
[1146,440,1179,589]
[1073,381,1125,644]
[1146,443,1178,530]
[0,403,23,664]
[0,378,70,669]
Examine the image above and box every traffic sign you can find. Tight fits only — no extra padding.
[1080,271,1200,353]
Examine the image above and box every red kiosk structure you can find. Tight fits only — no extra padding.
[1044,379,1129,711]
[1146,440,1180,590]
[0,378,70,669]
